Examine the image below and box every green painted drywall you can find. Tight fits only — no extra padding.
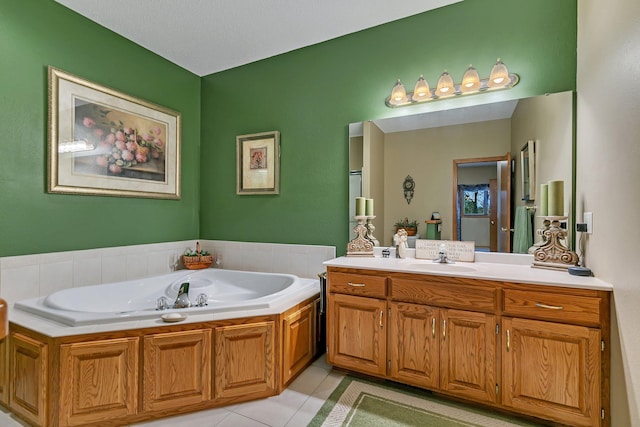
[0,0,576,258]
[199,0,577,255]
[0,0,201,256]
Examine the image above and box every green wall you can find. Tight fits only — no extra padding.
[199,0,577,255]
[0,0,576,258]
[0,0,201,256]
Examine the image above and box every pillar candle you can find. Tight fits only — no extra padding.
[539,184,549,216]
[355,197,365,216]
[365,198,374,216]
[547,180,564,216]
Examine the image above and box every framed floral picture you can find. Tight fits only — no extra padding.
[48,67,181,199]
[236,131,280,195]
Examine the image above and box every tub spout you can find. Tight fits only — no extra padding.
[174,282,191,308]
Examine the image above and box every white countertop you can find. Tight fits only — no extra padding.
[323,252,612,292]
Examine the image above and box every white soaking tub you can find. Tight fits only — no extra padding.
[14,268,317,326]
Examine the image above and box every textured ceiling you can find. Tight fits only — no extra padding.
[54,0,461,76]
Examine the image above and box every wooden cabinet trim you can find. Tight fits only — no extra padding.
[502,317,601,427]
[503,289,600,326]
[328,271,387,298]
[391,277,497,313]
[327,293,387,376]
[9,332,48,427]
[143,329,211,413]
[60,337,139,426]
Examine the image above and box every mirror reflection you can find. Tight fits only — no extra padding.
[349,91,574,253]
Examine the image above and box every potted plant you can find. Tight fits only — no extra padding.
[182,241,213,270]
[394,218,418,236]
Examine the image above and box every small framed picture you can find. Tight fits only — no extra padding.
[236,131,280,195]
[431,212,441,220]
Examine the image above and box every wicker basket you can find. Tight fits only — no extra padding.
[182,255,213,270]
[182,242,213,270]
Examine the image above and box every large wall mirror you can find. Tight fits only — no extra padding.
[349,91,574,253]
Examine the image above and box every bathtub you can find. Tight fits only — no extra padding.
[14,269,318,326]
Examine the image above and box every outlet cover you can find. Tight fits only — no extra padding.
[584,212,593,234]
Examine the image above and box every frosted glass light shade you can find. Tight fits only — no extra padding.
[412,75,431,101]
[460,65,481,93]
[488,58,510,88]
[435,71,455,96]
[389,79,408,105]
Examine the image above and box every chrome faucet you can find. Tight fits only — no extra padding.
[174,282,191,308]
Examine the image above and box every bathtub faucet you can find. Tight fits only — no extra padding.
[174,282,191,308]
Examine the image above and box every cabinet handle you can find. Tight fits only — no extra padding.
[347,282,366,287]
[506,329,510,352]
[432,318,436,338]
[442,319,446,340]
[535,303,564,310]
[379,310,384,328]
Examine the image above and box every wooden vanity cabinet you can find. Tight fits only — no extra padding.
[326,271,387,376]
[440,309,497,404]
[501,286,607,427]
[390,276,498,404]
[388,301,439,389]
[326,267,611,427]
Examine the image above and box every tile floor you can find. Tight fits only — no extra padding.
[0,356,344,427]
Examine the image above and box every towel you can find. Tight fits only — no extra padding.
[512,206,534,254]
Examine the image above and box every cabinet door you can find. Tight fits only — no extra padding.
[143,329,211,412]
[502,317,601,427]
[389,302,439,389]
[440,309,497,404]
[214,321,276,400]
[60,337,138,427]
[282,301,316,385]
[10,333,48,427]
[327,293,386,376]
[0,336,7,406]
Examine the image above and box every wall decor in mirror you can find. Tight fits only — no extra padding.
[520,140,536,202]
[48,67,181,199]
[349,91,574,253]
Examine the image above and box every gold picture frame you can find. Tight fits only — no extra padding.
[48,66,181,199]
[236,131,280,195]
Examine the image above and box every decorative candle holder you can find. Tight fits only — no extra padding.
[365,216,379,247]
[532,216,579,270]
[346,216,374,257]
[527,217,550,254]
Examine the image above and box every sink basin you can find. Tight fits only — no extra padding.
[407,263,477,273]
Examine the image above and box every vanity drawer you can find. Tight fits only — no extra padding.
[503,289,600,326]
[391,278,497,312]
[328,272,387,298]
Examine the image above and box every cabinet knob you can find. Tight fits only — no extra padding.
[379,310,384,328]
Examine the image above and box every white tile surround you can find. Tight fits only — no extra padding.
[0,240,335,304]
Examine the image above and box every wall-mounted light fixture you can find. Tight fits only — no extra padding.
[386,58,519,108]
